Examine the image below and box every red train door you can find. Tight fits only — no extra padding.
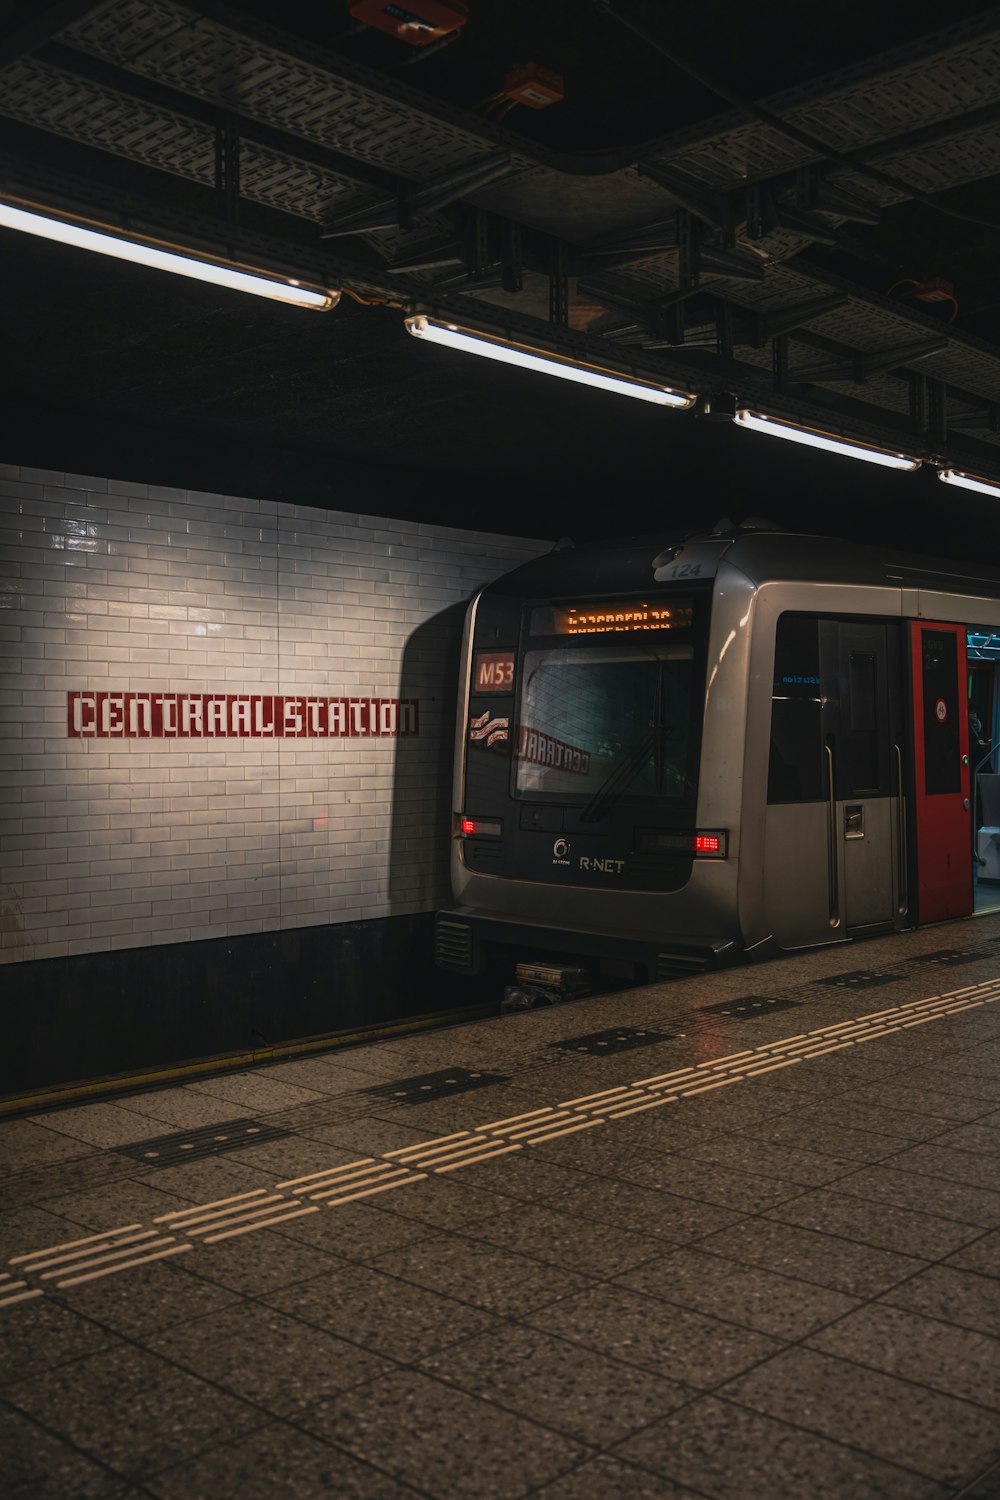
[909,622,973,923]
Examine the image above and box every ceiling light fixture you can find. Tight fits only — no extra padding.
[405,314,696,408]
[937,467,1000,499]
[734,407,921,471]
[0,199,338,310]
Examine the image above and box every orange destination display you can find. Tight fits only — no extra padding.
[531,599,693,635]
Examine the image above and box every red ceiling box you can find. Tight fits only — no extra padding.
[349,1,468,45]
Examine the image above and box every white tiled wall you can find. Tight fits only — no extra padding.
[0,465,546,963]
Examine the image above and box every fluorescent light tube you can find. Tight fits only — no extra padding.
[0,200,338,310]
[937,468,1000,499]
[734,408,921,471]
[405,314,696,408]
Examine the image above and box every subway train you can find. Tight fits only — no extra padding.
[434,521,1000,985]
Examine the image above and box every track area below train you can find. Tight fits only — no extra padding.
[3,919,1000,1499]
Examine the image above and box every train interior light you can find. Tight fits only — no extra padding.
[0,198,339,310]
[405,315,697,408]
[937,468,1000,498]
[733,408,922,471]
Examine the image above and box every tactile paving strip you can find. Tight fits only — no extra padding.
[116,1118,289,1166]
[154,1190,318,1243]
[696,995,803,1018]
[3,1223,191,1304]
[910,949,991,967]
[552,1027,674,1056]
[3,972,998,1313]
[815,970,903,989]
[362,1067,510,1105]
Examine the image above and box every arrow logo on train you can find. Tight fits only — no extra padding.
[470,711,509,746]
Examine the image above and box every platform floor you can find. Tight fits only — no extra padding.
[4,918,1000,1499]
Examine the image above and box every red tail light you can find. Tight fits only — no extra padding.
[458,816,502,838]
[635,828,728,858]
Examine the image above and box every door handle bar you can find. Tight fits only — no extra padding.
[894,743,908,916]
[825,743,840,928]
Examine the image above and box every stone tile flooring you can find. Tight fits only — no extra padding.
[3,915,1000,1497]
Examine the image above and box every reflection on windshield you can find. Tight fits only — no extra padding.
[517,725,591,776]
[515,644,694,801]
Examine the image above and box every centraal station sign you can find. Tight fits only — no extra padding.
[67,692,419,738]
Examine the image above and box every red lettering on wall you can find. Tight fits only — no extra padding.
[67,692,420,738]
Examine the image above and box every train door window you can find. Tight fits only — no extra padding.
[966,638,996,760]
[847,651,879,794]
[831,622,896,800]
[768,614,823,803]
[922,630,961,795]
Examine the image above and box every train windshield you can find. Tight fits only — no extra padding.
[513,592,706,808]
[515,637,697,804]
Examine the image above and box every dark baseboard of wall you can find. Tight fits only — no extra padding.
[2,914,478,1099]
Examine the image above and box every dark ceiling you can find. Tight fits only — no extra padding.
[4,0,1000,560]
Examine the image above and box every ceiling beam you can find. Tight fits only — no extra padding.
[39,42,400,197]
[699,243,765,281]
[636,162,733,230]
[849,96,1000,170]
[318,152,514,239]
[751,294,849,345]
[788,336,948,385]
[0,135,371,286]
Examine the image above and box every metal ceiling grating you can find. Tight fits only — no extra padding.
[0,0,995,468]
[833,120,1000,208]
[61,0,544,183]
[1,56,217,188]
[639,13,1000,187]
[584,254,1000,418]
[0,57,375,224]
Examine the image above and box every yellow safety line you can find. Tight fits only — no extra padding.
[0,1002,498,1118]
[10,1224,144,1262]
[678,1076,743,1097]
[478,1106,561,1128]
[56,1244,193,1287]
[5,968,999,1314]
[435,1143,523,1173]
[39,1237,178,1279]
[0,1288,42,1307]
[311,1174,428,1205]
[604,1095,680,1119]
[203,1206,320,1243]
[525,1119,604,1144]
[384,1131,473,1157]
[16,1229,160,1272]
[288,1163,402,1193]
[156,1190,270,1222]
[174,1196,287,1232]
[276,1158,376,1188]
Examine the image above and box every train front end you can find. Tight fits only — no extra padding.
[435,536,751,985]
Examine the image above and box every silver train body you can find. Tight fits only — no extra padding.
[434,527,1000,981]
